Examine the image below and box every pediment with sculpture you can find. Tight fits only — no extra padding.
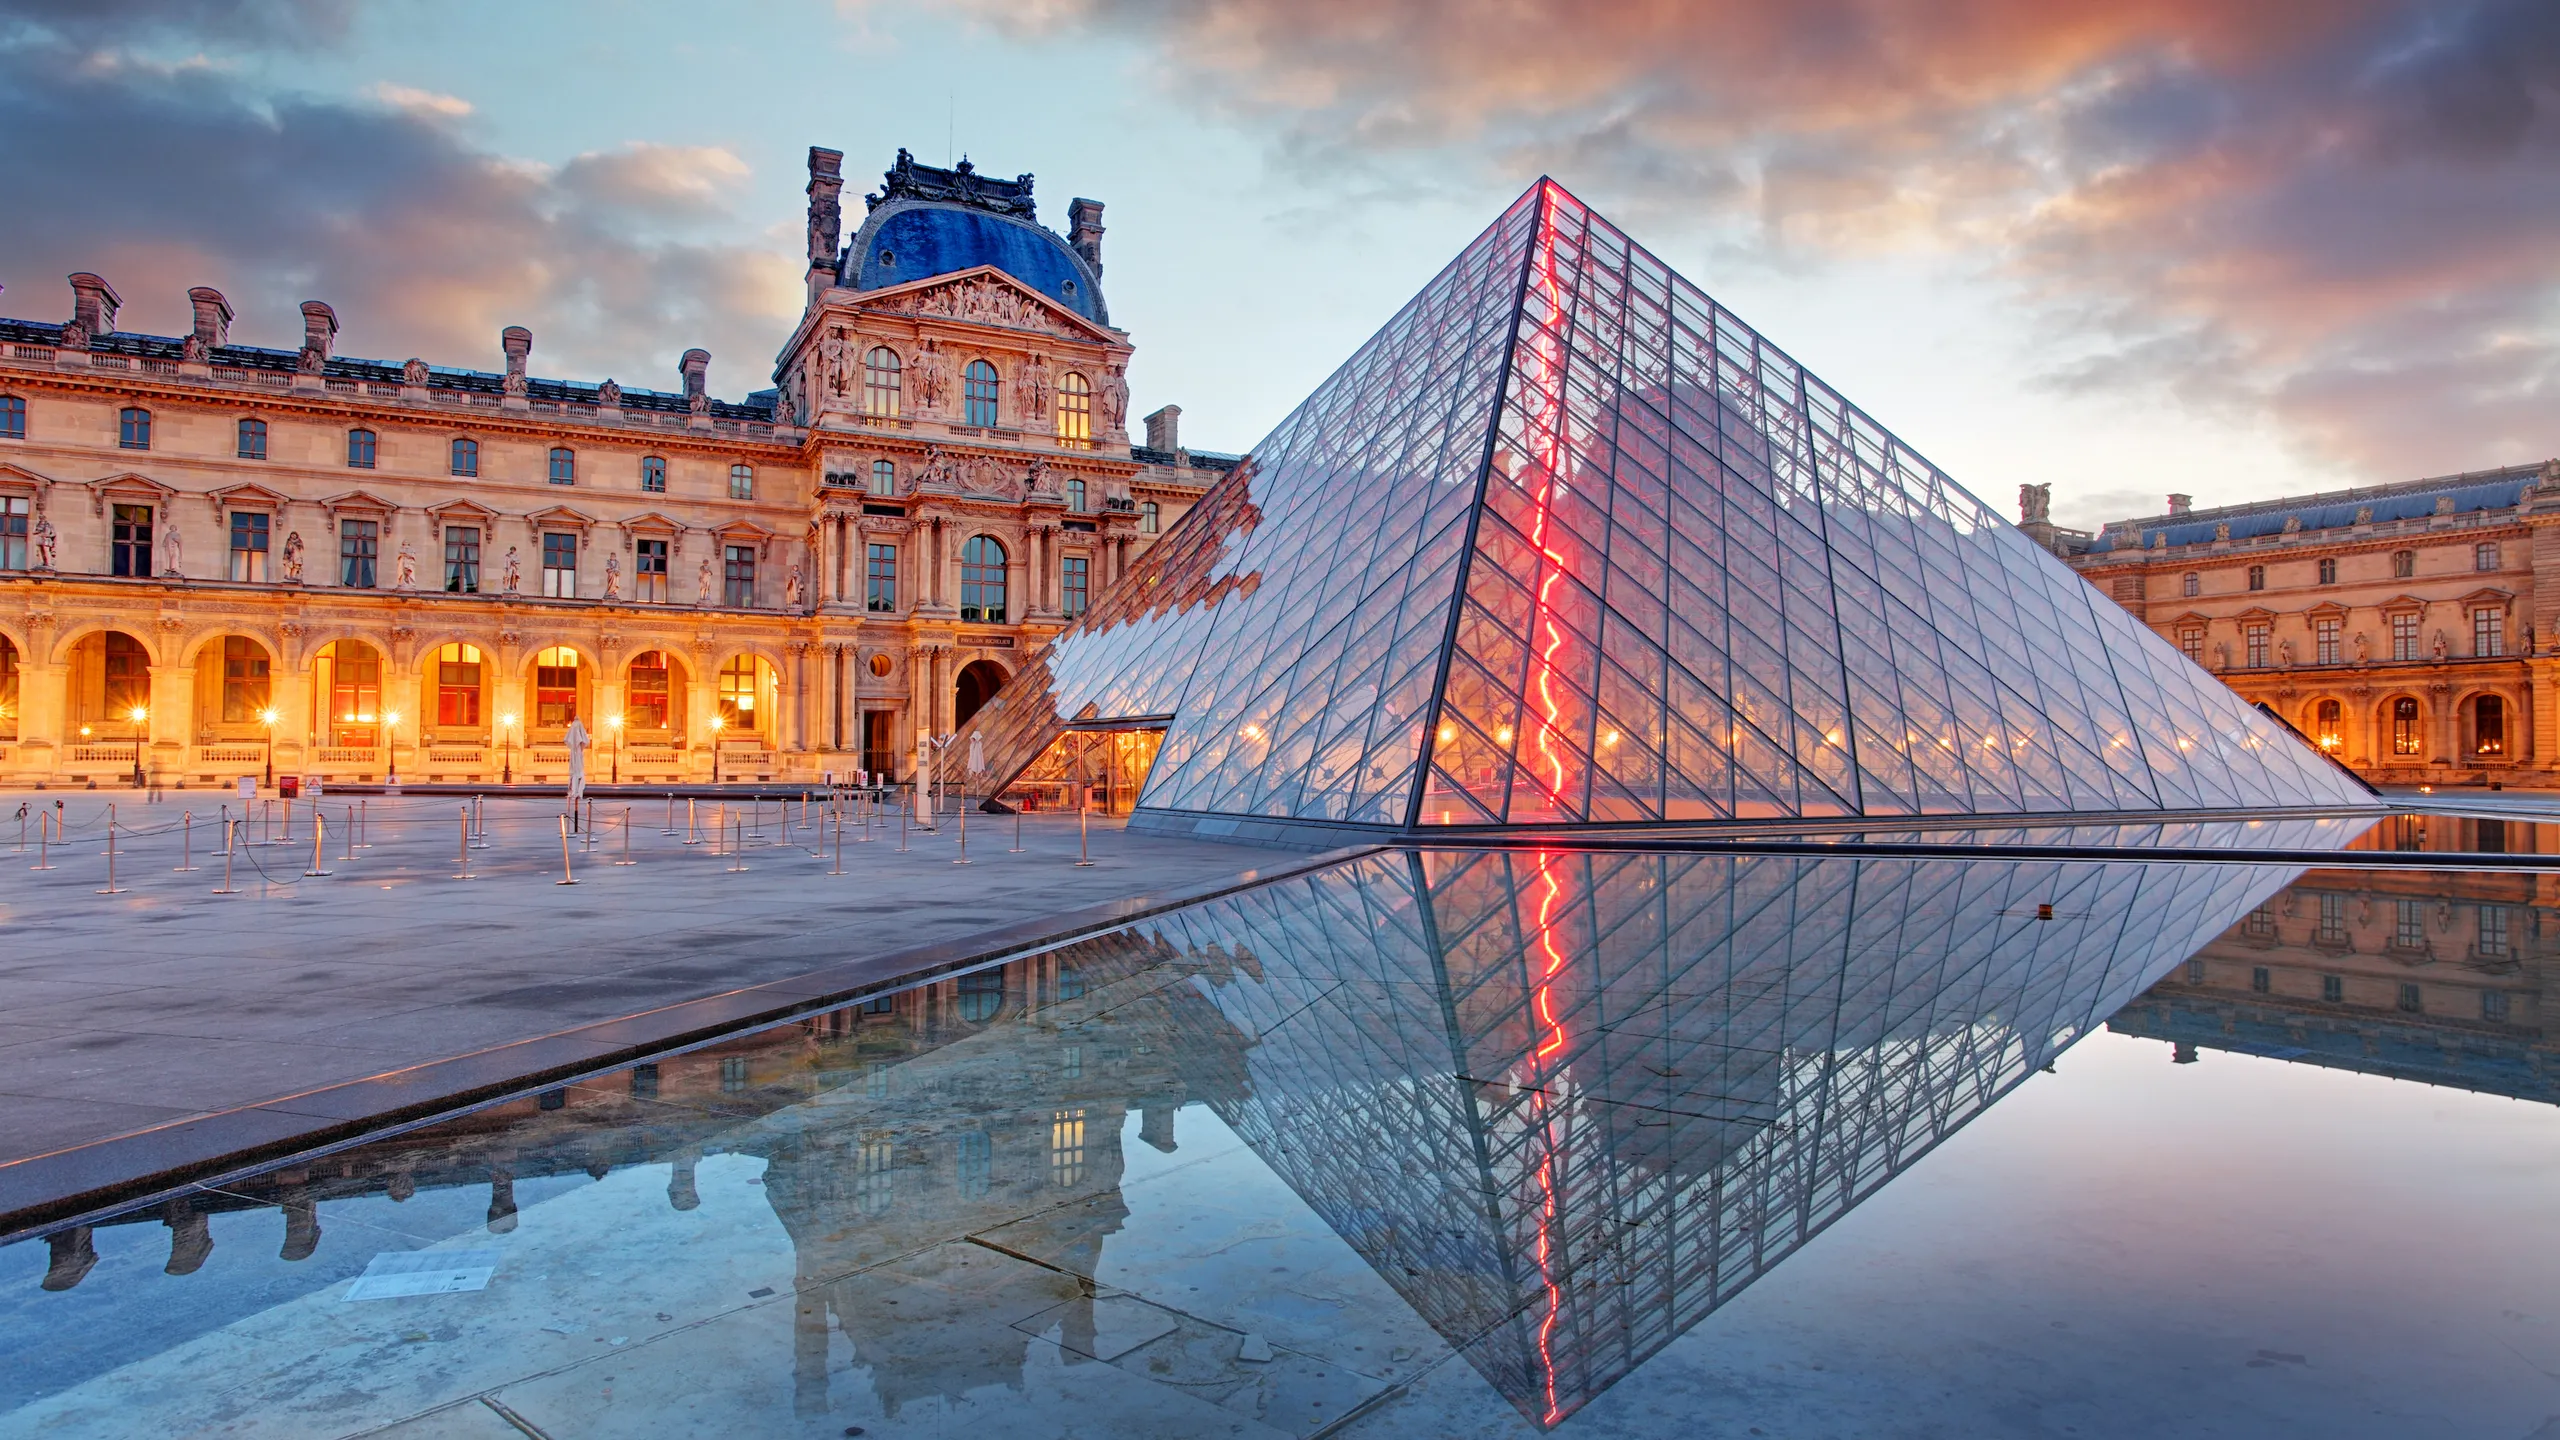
[853,266,1117,344]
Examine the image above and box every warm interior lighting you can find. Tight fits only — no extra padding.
[1496,726,1515,745]
[1437,723,1456,744]
[1599,729,1619,748]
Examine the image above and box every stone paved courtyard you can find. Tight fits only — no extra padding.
[0,789,1295,1168]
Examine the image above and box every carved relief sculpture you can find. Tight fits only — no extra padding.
[597,378,621,408]
[403,357,430,386]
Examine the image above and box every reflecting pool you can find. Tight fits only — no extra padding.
[9,840,2560,1437]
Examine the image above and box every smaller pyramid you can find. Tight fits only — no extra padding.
[960,180,2376,836]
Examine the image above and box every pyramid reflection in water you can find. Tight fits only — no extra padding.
[1150,846,2296,1425]
[966,180,2371,834]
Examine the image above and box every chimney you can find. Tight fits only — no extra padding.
[2166,493,2192,516]
[1143,404,1181,454]
[1067,198,1105,279]
[806,147,845,287]
[67,273,121,336]
[680,348,711,426]
[187,287,232,348]
[294,300,338,388]
[501,325,532,407]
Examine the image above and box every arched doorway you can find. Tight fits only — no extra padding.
[0,632,17,739]
[318,639,383,747]
[954,659,1008,727]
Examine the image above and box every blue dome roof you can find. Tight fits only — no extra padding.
[845,200,1107,325]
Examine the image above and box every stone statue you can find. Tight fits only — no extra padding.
[394,546,417,590]
[31,512,57,570]
[181,333,208,364]
[1026,455,1051,495]
[818,332,851,402]
[2214,641,2230,671]
[770,383,794,427]
[2214,521,2231,541]
[913,339,951,414]
[58,321,88,352]
[785,563,804,610]
[2277,638,2294,666]
[603,552,622,600]
[688,391,709,417]
[502,546,521,594]
[503,368,528,399]
[699,555,716,605]
[297,344,325,376]
[918,444,956,490]
[159,522,183,577]
[403,357,429,386]
[279,530,305,582]
[2355,632,2370,663]
[1020,353,1052,425]
[1098,363,1129,434]
[2017,482,2050,525]
[597,378,621,407]
[2432,631,2447,661]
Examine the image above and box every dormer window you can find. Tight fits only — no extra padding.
[877,249,895,268]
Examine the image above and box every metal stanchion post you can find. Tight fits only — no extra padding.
[356,797,371,848]
[728,815,748,872]
[616,806,636,865]
[685,797,702,846]
[830,804,844,876]
[471,795,490,850]
[305,811,332,877]
[31,807,52,871]
[1076,781,1093,866]
[175,810,198,872]
[282,795,293,844]
[896,794,910,853]
[954,792,970,865]
[343,805,354,862]
[1010,806,1024,854]
[456,805,474,880]
[748,795,765,844]
[583,798,596,853]
[555,813,578,885]
[98,807,125,894]
[15,803,24,854]
[213,819,240,894]
[662,791,678,836]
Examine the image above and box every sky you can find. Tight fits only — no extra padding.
[2,0,2555,531]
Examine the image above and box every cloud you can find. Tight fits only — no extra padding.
[0,25,799,396]
[367,81,472,120]
[962,0,2560,480]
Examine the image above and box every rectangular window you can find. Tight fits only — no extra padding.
[955,1130,991,1201]
[2474,607,2503,657]
[346,428,376,469]
[1050,1107,1087,1188]
[1066,477,1087,513]
[2477,541,2499,572]
[444,526,481,593]
[2485,990,2512,1022]
[728,463,754,500]
[2399,982,2423,1014]
[2480,905,2512,959]
[535,658,578,726]
[548,447,575,485]
[2245,623,2269,669]
[220,635,270,723]
[634,538,668,602]
[2315,617,2340,665]
[1,495,28,570]
[2179,629,2203,663]
[2392,613,2420,661]
[1140,501,1159,534]
[724,545,757,607]
[2395,899,2425,950]
[2246,565,2265,591]
[2321,974,2343,1003]
[339,519,378,588]
[2317,893,2346,945]
[0,395,23,440]
[437,655,481,727]
[228,511,268,582]
[869,460,896,496]
[641,456,666,493]
[450,437,478,476]
[628,655,670,728]
[2250,966,2270,994]
[855,1138,893,1216]
[236,418,266,459]
[542,532,578,598]
[111,503,153,577]
[118,407,150,450]
[102,632,148,716]
[2182,572,2200,597]
[1063,554,1088,618]
[865,543,897,612]
[2317,557,2336,585]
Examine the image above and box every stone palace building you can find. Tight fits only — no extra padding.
[2047,461,2560,790]
[0,146,1230,788]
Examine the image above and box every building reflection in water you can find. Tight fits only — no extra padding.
[25,846,2312,1427]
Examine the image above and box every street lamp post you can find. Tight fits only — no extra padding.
[260,707,279,789]
[128,705,149,788]
[499,713,518,786]
[384,710,403,787]
[708,714,725,785]
[606,712,623,785]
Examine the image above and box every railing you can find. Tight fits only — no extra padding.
[10,345,53,362]
[195,746,264,763]
[316,747,380,765]
[67,745,137,763]
[426,748,485,764]
[86,355,128,370]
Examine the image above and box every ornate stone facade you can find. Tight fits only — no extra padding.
[0,146,1231,788]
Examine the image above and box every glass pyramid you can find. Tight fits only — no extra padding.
[965,180,2374,832]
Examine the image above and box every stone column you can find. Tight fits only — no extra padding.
[787,641,809,753]
[843,642,859,759]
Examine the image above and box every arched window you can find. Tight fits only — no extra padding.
[0,633,17,738]
[728,463,754,500]
[346,428,377,469]
[627,650,676,731]
[321,639,381,746]
[533,645,580,727]
[2181,572,2199,597]
[434,643,483,728]
[955,969,1005,1023]
[2246,564,2265,591]
[862,347,902,417]
[450,437,479,477]
[2477,695,2507,756]
[548,447,576,485]
[1065,477,1086,513]
[236,418,267,460]
[2392,697,2422,755]
[717,654,769,732]
[963,360,1000,427]
[1140,501,1159,534]
[2314,699,2342,752]
[869,459,895,496]
[2393,549,2415,579]
[119,407,151,450]
[960,535,1008,622]
[640,455,666,493]
[1056,371,1092,446]
[219,636,271,723]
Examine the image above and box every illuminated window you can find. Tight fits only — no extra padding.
[236,417,267,459]
[960,535,1007,622]
[322,640,380,746]
[2314,699,2341,751]
[2476,695,2506,755]
[450,437,478,476]
[862,347,902,417]
[963,359,999,427]
[534,645,579,727]
[627,651,671,729]
[718,654,764,730]
[434,643,483,727]
[1055,371,1091,447]
[1050,1107,1086,1188]
[220,636,270,723]
[346,428,376,469]
[2392,696,2422,755]
[118,407,150,450]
